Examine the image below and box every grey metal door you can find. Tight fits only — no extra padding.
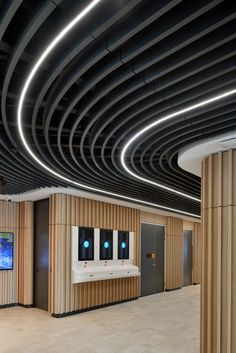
[141,223,165,297]
[183,230,192,287]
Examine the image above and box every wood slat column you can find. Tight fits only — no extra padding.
[0,200,19,306]
[201,150,236,353]
[193,222,201,285]
[18,201,34,306]
[166,217,183,290]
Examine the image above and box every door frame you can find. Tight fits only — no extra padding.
[141,221,166,292]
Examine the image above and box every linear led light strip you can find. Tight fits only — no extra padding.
[121,89,236,203]
[16,0,235,219]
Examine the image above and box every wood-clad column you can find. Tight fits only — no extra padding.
[166,217,183,290]
[201,150,236,353]
[18,201,34,306]
[193,222,201,285]
[0,200,19,305]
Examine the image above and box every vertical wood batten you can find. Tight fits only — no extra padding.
[193,222,202,284]
[166,217,184,290]
[201,150,236,353]
[18,201,34,306]
[0,201,18,305]
[0,200,33,306]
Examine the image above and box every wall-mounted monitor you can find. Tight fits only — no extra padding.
[79,227,94,261]
[118,231,129,260]
[0,232,14,270]
[100,229,113,260]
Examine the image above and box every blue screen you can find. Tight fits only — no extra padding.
[104,241,109,249]
[0,232,14,270]
[83,240,90,248]
[121,241,126,249]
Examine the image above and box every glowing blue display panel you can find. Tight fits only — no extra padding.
[79,227,94,261]
[104,241,109,249]
[83,240,90,248]
[121,241,126,249]
[118,231,129,260]
[0,232,14,270]
[100,229,113,260]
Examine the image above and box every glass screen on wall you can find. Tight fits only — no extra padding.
[118,231,129,260]
[100,229,113,260]
[79,227,94,261]
[0,232,14,270]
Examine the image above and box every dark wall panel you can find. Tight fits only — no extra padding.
[34,199,49,311]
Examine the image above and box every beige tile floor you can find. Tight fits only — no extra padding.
[0,285,200,353]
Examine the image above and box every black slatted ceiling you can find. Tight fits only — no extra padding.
[0,0,236,217]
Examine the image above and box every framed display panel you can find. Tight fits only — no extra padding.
[0,232,14,270]
[100,229,113,260]
[79,227,94,261]
[118,231,129,260]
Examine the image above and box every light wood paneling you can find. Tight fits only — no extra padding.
[49,194,140,315]
[140,211,166,225]
[0,200,33,306]
[18,202,34,306]
[0,200,19,306]
[184,220,202,285]
[166,217,183,290]
[193,222,201,285]
[201,150,236,353]
[183,220,194,230]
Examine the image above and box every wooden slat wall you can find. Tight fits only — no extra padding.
[0,200,33,306]
[183,220,194,230]
[166,217,184,290]
[18,202,34,305]
[49,194,141,315]
[201,150,236,353]
[140,211,166,225]
[0,200,19,305]
[193,222,201,285]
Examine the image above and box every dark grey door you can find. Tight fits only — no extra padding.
[183,230,192,287]
[141,223,165,297]
[34,199,49,311]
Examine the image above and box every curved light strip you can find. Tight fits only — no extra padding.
[17,0,202,219]
[121,89,236,202]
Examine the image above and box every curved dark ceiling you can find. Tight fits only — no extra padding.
[0,0,236,217]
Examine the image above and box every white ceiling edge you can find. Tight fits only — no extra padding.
[178,131,236,177]
[0,186,200,223]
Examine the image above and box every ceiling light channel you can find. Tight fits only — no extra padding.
[121,89,236,203]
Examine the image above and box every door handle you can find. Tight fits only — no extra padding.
[152,263,156,268]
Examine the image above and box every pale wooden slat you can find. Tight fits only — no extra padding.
[0,201,33,306]
[192,223,202,285]
[140,211,166,225]
[165,217,183,290]
[201,150,236,353]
